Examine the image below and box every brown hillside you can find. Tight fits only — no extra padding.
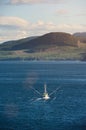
[0,32,78,51]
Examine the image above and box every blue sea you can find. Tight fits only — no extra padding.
[0,61,86,130]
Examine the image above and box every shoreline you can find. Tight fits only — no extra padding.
[0,59,86,62]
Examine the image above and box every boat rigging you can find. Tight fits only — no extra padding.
[30,83,61,101]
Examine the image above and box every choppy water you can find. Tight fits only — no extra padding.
[0,61,86,130]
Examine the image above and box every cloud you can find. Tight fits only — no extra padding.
[0,16,86,43]
[0,30,28,43]
[0,16,29,29]
[75,13,86,16]
[10,0,65,4]
[56,9,68,15]
[0,16,30,43]
[0,0,66,5]
[30,21,86,35]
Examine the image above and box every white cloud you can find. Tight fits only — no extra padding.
[31,21,86,35]
[10,0,64,4]
[0,16,29,28]
[0,16,86,43]
[0,0,66,5]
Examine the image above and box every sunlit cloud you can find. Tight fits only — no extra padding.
[0,16,29,29]
[0,0,66,5]
[29,21,86,35]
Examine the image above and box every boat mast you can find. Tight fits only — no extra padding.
[44,83,47,93]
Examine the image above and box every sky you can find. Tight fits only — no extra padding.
[0,0,86,43]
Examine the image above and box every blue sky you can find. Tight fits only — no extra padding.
[0,0,86,43]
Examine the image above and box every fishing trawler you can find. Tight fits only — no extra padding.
[43,84,50,100]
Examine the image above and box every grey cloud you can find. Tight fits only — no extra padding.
[0,25,20,30]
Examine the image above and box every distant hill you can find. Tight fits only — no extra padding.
[0,32,78,51]
[73,32,86,37]
[73,32,86,43]
[0,36,38,50]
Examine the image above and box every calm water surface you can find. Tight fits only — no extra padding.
[0,61,86,130]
